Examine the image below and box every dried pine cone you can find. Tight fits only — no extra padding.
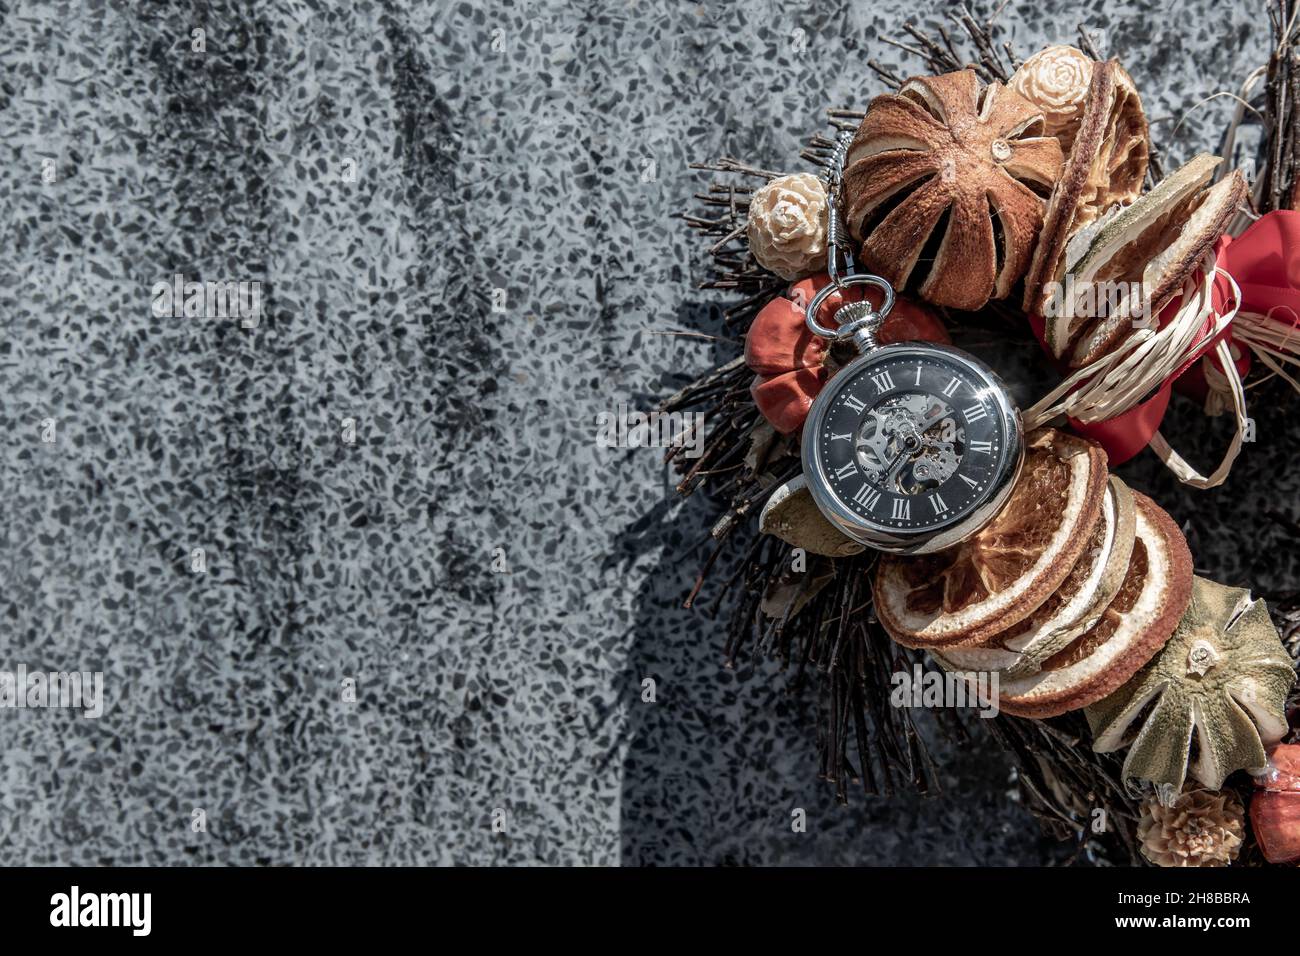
[746,173,828,281]
[1137,788,1244,867]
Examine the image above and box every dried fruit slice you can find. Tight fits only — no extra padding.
[1023,59,1150,318]
[936,475,1136,676]
[873,428,1107,647]
[995,491,1193,719]
[1049,155,1248,367]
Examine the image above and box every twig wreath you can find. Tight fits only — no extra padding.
[662,3,1300,866]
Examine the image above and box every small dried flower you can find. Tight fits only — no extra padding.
[747,173,827,281]
[1010,45,1095,151]
[1137,788,1244,867]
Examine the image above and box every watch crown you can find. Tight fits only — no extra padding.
[832,301,883,354]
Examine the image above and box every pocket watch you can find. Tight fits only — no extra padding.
[798,136,1024,554]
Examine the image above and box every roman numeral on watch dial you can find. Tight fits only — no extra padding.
[927,492,947,514]
[969,439,992,454]
[834,461,856,480]
[890,498,910,520]
[869,371,894,393]
[963,403,988,423]
[843,394,866,413]
[852,484,880,509]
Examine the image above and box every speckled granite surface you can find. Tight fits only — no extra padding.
[0,0,1290,866]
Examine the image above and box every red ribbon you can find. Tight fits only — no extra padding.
[1027,210,1300,465]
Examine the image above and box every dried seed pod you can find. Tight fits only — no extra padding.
[758,474,864,558]
[1087,578,1295,791]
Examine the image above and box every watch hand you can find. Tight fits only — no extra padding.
[885,448,912,484]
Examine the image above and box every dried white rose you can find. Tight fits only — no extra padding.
[747,173,828,280]
[1010,45,1094,151]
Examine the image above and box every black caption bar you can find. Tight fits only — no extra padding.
[0,866,1284,942]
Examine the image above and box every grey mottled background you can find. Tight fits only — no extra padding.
[0,0,1290,866]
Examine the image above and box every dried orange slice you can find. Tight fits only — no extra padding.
[995,490,1193,718]
[936,475,1137,676]
[1022,59,1149,318]
[1049,155,1248,367]
[873,428,1108,647]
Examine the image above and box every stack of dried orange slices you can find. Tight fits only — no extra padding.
[871,428,1194,718]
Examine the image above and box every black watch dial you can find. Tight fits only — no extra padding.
[812,350,1011,533]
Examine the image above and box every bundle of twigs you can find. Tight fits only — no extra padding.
[661,3,1297,865]
[865,0,1017,87]
[1265,0,1300,211]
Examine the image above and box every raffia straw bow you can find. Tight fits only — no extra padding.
[1023,254,1247,488]
[1229,306,1300,394]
